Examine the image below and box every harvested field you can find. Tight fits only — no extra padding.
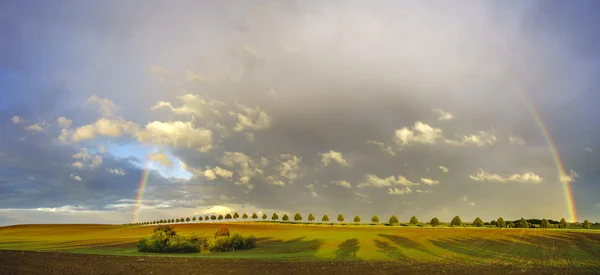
[0,250,592,275]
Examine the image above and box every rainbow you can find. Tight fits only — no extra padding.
[132,161,152,223]
[522,97,577,222]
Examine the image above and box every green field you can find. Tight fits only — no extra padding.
[1,223,600,269]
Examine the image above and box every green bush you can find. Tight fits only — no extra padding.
[138,226,255,254]
[137,226,199,253]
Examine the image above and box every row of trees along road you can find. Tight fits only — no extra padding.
[125,214,594,229]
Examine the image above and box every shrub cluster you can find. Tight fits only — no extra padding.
[137,225,199,253]
[137,225,255,253]
[199,233,256,253]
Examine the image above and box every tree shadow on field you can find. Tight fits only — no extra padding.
[430,237,541,263]
[335,239,360,260]
[519,232,600,259]
[254,236,324,259]
[374,239,410,261]
[378,234,438,257]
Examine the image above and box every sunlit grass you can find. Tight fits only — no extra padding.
[1,222,599,268]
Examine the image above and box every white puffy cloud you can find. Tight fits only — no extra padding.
[72,148,103,169]
[56,117,72,129]
[266,176,285,186]
[275,154,302,184]
[135,121,213,152]
[306,183,319,198]
[320,150,349,167]
[462,196,476,206]
[416,189,433,193]
[439,166,449,173]
[509,134,525,145]
[70,174,82,181]
[60,118,139,143]
[220,152,264,180]
[331,180,351,188]
[106,168,126,176]
[35,205,88,213]
[85,95,118,117]
[388,187,412,195]
[25,123,44,132]
[203,166,233,180]
[358,174,418,188]
[560,170,579,184]
[150,94,224,117]
[420,177,440,185]
[11,116,23,124]
[469,168,542,183]
[198,205,233,216]
[445,131,497,147]
[394,121,444,146]
[367,140,396,156]
[148,153,173,167]
[230,104,271,132]
[432,109,454,121]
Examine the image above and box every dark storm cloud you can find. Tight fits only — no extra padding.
[1,0,600,225]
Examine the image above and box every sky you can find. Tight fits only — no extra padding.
[1,0,600,226]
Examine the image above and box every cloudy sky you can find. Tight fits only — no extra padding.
[1,0,599,226]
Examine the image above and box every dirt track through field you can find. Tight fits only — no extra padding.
[1,250,596,275]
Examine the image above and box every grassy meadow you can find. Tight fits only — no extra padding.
[1,222,600,270]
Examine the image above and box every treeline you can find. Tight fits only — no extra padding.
[124,213,597,229]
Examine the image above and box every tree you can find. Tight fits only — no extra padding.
[262,213,267,220]
[180,218,184,223]
[583,220,591,229]
[192,217,196,221]
[242,213,248,220]
[497,217,506,228]
[354,216,361,223]
[450,216,462,227]
[308,213,315,222]
[186,217,190,222]
[490,220,497,226]
[518,218,529,228]
[205,216,209,221]
[322,215,330,222]
[176,218,180,223]
[294,213,302,222]
[198,216,203,221]
[473,217,484,227]
[233,212,239,219]
[252,213,258,220]
[430,217,440,227]
[559,218,569,229]
[225,214,232,220]
[389,215,399,225]
[372,215,379,224]
[271,213,279,221]
[218,215,223,221]
[409,216,419,225]
[540,218,550,228]
[282,214,289,221]
[337,214,344,223]
[210,215,216,221]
